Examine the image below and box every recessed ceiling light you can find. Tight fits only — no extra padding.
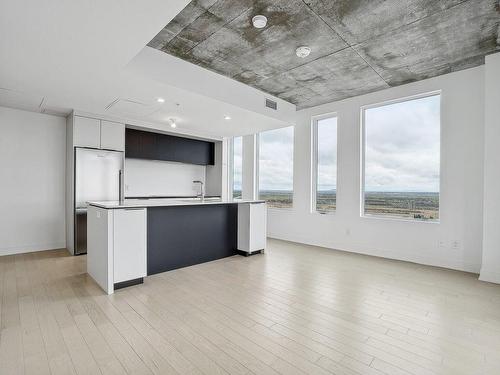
[169,118,177,128]
[296,46,311,58]
[157,97,165,103]
[252,15,267,29]
[224,115,231,120]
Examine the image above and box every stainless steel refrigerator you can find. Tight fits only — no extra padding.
[74,147,123,255]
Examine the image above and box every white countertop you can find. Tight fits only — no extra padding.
[88,198,266,209]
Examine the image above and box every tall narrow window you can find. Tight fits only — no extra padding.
[258,126,294,208]
[362,93,440,221]
[232,136,242,199]
[313,115,337,213]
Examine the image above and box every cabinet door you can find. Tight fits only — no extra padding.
[74,116,100,148]
[237,203,267,252]
[113,208,146,283]
[174,137,215,165]
[125,128,215,165]
[125,128,157,159]
[249,203,266,251]
[101,121,125,151]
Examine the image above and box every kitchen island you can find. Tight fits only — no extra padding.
[87,198,266,294]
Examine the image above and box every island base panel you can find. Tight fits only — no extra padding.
[114,278,144,290]
[147,205,237,275]
[236,249,264,257]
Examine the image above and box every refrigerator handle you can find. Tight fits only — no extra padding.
[119,169,125,203]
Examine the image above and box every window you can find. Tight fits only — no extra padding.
[312,115,337,213]
[362,93,440,221]
[232,136,242,199]
[258,126,294,208]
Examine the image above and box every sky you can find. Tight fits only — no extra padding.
[316,116,337,191]
[364,94,440,192]
[232,136,242,191]
[256,117,337,192]
[233,94,440,193]
[258,126,294,191]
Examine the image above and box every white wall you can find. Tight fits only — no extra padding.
[0,106,66,255]
[242,135,257,200]
[124,158,206,197]
[480,53,500,283]
[265,67,485,273]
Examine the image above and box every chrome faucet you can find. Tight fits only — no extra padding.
[193,180,205,200]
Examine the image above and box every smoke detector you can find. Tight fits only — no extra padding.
[296,46,311,58]
[252,15,267,29]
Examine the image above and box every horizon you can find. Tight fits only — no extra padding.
[245,189,439,194]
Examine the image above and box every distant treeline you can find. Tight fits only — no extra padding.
[252,190,439,220]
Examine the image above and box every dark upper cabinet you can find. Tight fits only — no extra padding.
[125,128,215,165]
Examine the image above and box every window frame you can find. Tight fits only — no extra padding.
[257,126,295,210]
[311,112,338,215]
[360,91,442,222]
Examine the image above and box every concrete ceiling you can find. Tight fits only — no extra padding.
[149,0,500,109]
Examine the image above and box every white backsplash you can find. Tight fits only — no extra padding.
[124,158,205,197]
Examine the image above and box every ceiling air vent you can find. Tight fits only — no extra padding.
[265,98,277,110]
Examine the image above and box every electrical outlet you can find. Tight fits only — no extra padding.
[451,240,461,250]
[438,240,446,248]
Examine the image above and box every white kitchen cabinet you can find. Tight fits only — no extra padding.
[87,205,146,294]
[74,116,101,148]
[113,208,147,283]
[237,202,267,254]
[73,116,125,151]
[101,120,125,151]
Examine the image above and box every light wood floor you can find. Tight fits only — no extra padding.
[1,239,500,375]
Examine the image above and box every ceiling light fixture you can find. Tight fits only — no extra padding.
[157,97,165,103]
[252,15,267,29]
[296,46,311,58]
[169,118,177,128]
[224,115,231,120]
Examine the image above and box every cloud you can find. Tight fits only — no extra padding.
[364,94,440,192]
[317,116,337,190]
[259,126,294,190]
[232,136,243,190]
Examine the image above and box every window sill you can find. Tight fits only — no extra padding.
[361,214,440,224]
[266,207,295,213]
[311,210,336,216]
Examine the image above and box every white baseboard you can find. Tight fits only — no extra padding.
[0,242,67,257]
[479,269,500,284]
[268,233,480,274]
